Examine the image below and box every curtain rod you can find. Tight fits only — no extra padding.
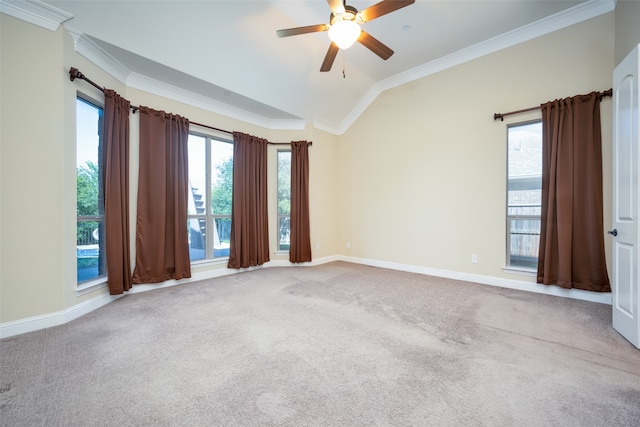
[68,67,309,146]
[493,88,613,121]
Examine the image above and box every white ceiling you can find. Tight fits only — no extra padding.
[33,0,614,134]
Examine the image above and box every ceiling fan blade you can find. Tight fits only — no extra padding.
[277,24,329,38]
[327,0,345,14]
[358,31,394,60]
[359,0,415,23]
[320,43,340,72]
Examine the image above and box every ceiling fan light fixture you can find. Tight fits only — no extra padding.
[328,18,361,50]
[276,0,415,72]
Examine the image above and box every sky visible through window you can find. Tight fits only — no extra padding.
[76,98,100,167]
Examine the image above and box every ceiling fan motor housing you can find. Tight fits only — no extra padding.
[276,0,416,72]
[330,5,362,26]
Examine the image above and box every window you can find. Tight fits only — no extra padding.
[277,150,291,252]
[507,121,542,270]
[187,133,233,261]
[76,96,105,283]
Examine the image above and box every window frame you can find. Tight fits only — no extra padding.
[187,130,233,263]
[76,93,107,287]
[505,119,542,273]
[277,149,291,253]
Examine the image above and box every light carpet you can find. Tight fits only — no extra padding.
[1,261,639,426]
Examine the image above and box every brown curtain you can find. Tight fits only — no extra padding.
[102,90,132,295]
[131,107,191,284]
[537,92,610,292]
[289,140,312,263]
[228,132,270,269]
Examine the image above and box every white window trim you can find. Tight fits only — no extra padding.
[188,130,233,262]
[505,119,542,271]
[76,93,107,286]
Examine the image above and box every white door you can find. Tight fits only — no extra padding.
[612,44,640,348]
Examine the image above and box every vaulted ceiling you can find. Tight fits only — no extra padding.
[28,1,615,134]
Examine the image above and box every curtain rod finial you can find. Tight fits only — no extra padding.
[69,67,82,82]
[494,113,504,121]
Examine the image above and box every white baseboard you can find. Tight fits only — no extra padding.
[128,255,341,293]
[339,256,612,305]
[0,254,610,339]
[264,255,342,268]
[0,291,121,339]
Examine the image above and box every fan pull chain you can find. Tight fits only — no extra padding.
[342,50,346,79]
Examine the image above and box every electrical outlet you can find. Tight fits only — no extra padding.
[471,254,478,264]
[316,243,320,249]
[346,242,351,249]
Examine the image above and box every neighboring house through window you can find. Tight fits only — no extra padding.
[507,120,542,270]
[76,95,105,284]
[277,150,291,252]
[187,132,233,261]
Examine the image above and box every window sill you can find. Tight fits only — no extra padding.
[190,257,229,268]
[502,266,537,277]
[76,278,108,296]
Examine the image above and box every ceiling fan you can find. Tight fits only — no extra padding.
[276,0,415,72]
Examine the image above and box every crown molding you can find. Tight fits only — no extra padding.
[335,86,381,135]
[62,28,305,131]
[382,0,616,93]
[336,0,616,134]
[127,72,306,131]
[270,119,307,131]
[4,0,615,136]
[312,117,341,135]
[1,0,305,131]
[0,0,72,31]
[64,26,130,85]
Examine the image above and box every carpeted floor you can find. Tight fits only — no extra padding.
[1,261,639,426]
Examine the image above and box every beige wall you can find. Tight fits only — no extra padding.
[1,15,130,323]
[338,13,615,282]
[615,0,640,66]
[0,9,619,327]
[1,15,67,321]
[0,14,339,325]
